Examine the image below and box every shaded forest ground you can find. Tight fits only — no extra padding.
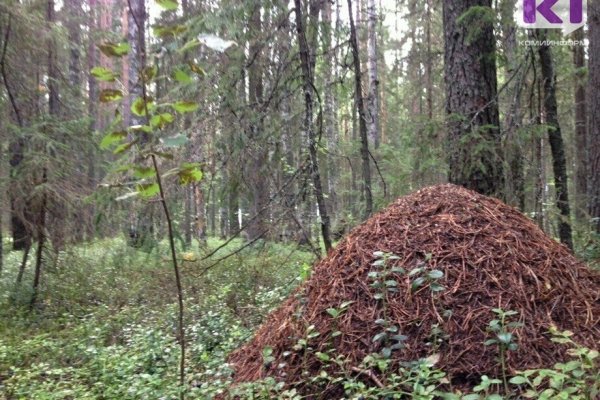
[0,237,314,399]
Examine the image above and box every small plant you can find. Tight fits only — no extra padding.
[369,251,408,358]
[484,308,523,393]
[508,326,600,399]
[407,253,445,294]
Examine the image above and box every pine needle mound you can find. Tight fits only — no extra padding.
[228,184,600,392]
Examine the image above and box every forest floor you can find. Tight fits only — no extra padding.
[0,237,315,399]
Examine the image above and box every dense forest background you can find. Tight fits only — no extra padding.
[0,0,599,398]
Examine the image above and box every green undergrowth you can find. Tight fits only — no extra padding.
[0,237,313,399]
[0,240,598,399]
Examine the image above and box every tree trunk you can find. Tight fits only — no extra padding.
[246,2,269,241]
[366,0,379,149]
[501,0,525,209]
[573,29,587,223]
[537,30,573,251]
[443,0,503,197]
[294,0,332,253]
[348,0,373,219]
[589,2,600,234]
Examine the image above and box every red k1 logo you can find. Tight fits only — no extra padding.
[515,0,586,34]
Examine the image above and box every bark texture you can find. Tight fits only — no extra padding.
[589,3,600,233]
[537,31,573,251]
[443,0,503,197]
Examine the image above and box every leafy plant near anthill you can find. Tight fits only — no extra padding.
[90,2,233,397]
[507,326,600,399]
[369,251,408,358]
[484,308,523,394]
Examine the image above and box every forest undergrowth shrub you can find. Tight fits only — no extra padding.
[0,238,313,399]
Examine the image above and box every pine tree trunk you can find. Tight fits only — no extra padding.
[573,29,587,223]
[501,0,525,209]
[246,2,269,241]
[537,30,573,251]
[348,0,373,219]
[589,2,600,233]
[443,0,503,197]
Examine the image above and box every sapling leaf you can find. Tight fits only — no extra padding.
[153,24,187,38]
[98,42,130,57]
[113,140,137,154]
[136,182,159,198]
[100,130,127,149]
[315,352,330,362]
[133,167,155,179]
[91,66,118,82]
[177,166,203,185]
[173,69,192,84]
[172,101,198,113]
[131,97,151,116]
[99,89,123,102]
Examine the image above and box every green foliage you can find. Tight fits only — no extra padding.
[0,238,314,399]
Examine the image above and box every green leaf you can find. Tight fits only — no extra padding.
[153,24,187,38]
[485,395,503,400]
[136,182,159,198]
[100,130,127,149]
[326,308,339,318]
[131,97,152,116]
[113,140,137,154]
[315,352,330,362]
[177,165,203,185]
[372,332,387,343]
[150,113,175,129]
[262,346,273,358]
[411,276,425,291]
[380,347,392,358]
[427,269,444,279]
[162,134,188,148]
[497,332,513,344]
[99,89,123,103]
[384,279,398,287]
[173,101,198,113]
[509,376,529,385]
[98,42,130,57]
[155,0,178,10]
[91,66,118,82]
[133,167,155,179]
[173,69,192,84]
